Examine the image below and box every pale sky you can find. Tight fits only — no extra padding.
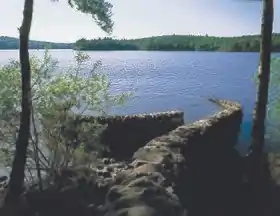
[1,0,280,43]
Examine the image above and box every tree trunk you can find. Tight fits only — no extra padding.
[5,0,34,203]
[249,0,273,170]
[248,0,273,215]
[250,0,273,154]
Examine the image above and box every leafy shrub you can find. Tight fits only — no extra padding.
[266,57,280,150]
[0,50,129,183]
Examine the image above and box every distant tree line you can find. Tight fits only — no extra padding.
[0,36,73,49]
[3,33,280,52]
[75,34,280,52]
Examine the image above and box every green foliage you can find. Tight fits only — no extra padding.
[0,50,129,182]
[5,33,280,51]
[75,34,280,52]
[76,37,139,50]
[252,58,280,150]
[254,57,280,150]
[265,57,280,150]
[51,0,113,34]
[67,0,113,34]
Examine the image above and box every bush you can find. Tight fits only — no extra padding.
[266,57,280,150]
[0,50,129,183]
[254,57,280,150]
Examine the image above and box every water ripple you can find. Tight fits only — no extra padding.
[0,50,265,152]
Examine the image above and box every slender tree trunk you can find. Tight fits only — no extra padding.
[249,0,273,173]
[5,0,34,203]
[251,0,273,154]
[249,0,273,215]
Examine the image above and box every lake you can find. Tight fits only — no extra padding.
[0,50,278,155]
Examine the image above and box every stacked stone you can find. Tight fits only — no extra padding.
[102,99,243,216]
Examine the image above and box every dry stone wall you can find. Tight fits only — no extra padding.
[76,111,184,160]
[23,100,244,216]
[103,100,243,216]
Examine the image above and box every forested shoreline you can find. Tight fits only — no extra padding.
[75,34,280,52]
[3,33,280,52]
[0,36,73,49]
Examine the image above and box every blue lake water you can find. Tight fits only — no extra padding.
[0,50,279,155]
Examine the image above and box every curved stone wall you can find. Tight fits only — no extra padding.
[103,100,243,216]
[75,111,184,160]
[22,100,244,216]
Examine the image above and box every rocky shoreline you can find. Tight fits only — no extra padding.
[0,100,245,216]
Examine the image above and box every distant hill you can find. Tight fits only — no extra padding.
[75,34,280,52]
[0,36,74,49]
[3,34,280,52]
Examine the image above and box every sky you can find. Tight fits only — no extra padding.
[0,0,280,43]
